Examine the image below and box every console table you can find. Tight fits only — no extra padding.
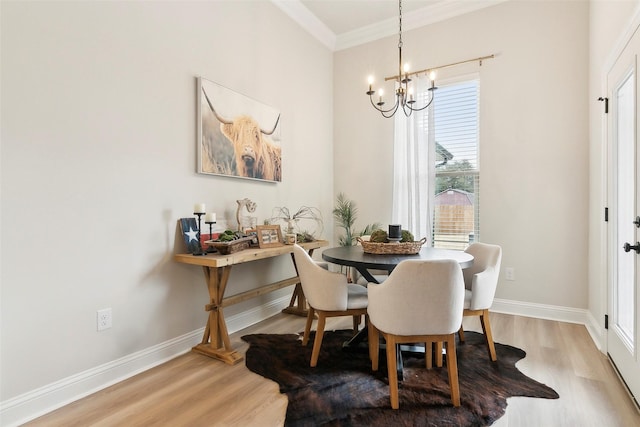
[174,240,327,365]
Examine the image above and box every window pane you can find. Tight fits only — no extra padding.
[433,79,479,249]
[615,71,635,346]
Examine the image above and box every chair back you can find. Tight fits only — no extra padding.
[292,245,349,311]
[463,242,502,310]
[367,259,464,336]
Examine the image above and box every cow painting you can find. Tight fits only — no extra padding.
[200,84,282,182]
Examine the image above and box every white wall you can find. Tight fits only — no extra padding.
[0,0,334,415]
[334,0,589,310]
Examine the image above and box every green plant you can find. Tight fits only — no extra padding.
[332,193,381,246]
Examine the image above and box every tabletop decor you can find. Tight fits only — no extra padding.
[236,198,257,232]
[358,225,425,255]
[197,77,282,182]
[242,330,558,426]
[204,229,253,255]
[179,218,203,254]
[270,206,324,241]
[256,225,283,249]
[204,212,217,253]
[192,203,207,255]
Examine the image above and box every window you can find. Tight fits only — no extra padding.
[429,78,480,249]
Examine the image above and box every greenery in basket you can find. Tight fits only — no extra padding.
[217,229,243,242]
[333,193,381,246]
[401,230,414,242]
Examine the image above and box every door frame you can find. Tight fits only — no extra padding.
[605,14,640,408]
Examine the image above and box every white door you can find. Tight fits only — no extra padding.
[608,25,640,404]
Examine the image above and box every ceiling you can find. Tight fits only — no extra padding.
[300,0,440,35]
[273,0,508,51]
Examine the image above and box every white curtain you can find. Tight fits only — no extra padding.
[391,75,436,245]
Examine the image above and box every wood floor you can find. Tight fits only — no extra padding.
[24,312,640,427]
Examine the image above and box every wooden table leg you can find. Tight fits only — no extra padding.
[191,265,243,365]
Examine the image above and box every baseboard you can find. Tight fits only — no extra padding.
[584,310,605,351]
[1,296,596,426]
[0,295,291,427]
[491,298,589,325]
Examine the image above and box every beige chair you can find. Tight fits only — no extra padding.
[368,259,465,408]
[459,242,503,361]
[292,244,368,367]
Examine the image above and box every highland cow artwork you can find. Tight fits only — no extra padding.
[197,77,282,182]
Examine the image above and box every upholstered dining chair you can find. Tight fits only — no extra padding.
[458,242,503,361]
[368,259,465,409]
[292,244,368,367]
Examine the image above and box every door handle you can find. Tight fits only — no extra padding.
[634,216,640,228]
[623,242,640,253]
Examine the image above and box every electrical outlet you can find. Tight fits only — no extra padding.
[97,308,112,331]
[505,267,515,281]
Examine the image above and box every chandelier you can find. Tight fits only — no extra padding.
[366,0,436,118]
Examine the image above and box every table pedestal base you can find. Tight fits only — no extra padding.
[192,343,243,365]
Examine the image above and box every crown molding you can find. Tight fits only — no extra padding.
[272,0,509,52]
[270,0,337,51]
[337,0,509,51]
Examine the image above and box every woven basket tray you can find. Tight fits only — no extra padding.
[204,236,253,255]
[357,237,427,255]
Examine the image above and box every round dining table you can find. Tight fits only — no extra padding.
[321,244,474,381]
[322,245,474,283]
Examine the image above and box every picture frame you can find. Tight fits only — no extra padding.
[256,225,283,248]
[245,228,259,246]
[197,76,282,183]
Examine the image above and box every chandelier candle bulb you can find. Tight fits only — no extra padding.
[194,203,206,214]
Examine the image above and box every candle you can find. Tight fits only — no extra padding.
[205,212,216,223]
[389,224,401,239]
[194,203,206,214]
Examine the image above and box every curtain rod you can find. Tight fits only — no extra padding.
[384,54,495,82]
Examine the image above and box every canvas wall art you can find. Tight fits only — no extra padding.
[197,77,282,182]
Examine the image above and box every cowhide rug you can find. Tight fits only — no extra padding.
[241,330,559,426]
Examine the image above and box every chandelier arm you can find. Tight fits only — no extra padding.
[405,90,435,113]
[369,93,401,114]
[381,102,401,119]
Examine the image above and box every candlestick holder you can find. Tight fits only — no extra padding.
[193,212,205,256]
[205,220,217,253]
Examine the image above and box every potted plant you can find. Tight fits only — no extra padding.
[332,193,381,281]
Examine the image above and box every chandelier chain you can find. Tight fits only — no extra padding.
[398,0,403,49]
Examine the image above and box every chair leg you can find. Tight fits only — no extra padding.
[426,340,433,369]
[302,307,315,346]
[385,334,400,409]
[458,325,465,343]
[369,320,380,370]
[480,309,497,361]
[445,335,461,407]
[435,341,443,367]
[352,314,361,332]
[310,312,326,367]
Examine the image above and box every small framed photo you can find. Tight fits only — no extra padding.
[256,225,283,248]
[245,228,259,246]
